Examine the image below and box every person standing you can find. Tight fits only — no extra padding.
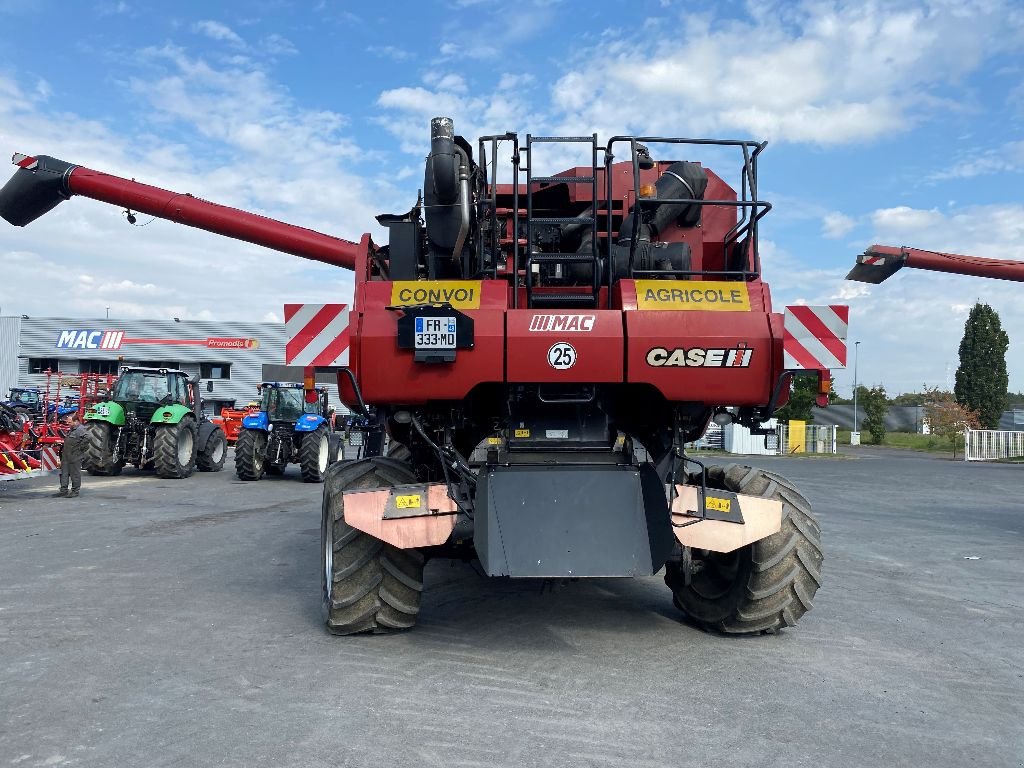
[54,414,89,498]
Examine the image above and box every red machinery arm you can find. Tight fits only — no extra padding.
[0,153,364,271]
[847,244,1024,284]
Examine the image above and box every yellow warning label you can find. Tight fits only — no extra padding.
[390,281,482,309]
[705,497,732,513]
[487,437,502,444]
[635,280,750,311]
[514,429,530,438]
[395,494,422,510]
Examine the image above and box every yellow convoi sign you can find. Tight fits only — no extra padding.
[390,280,482,309]
[635,280,750,311]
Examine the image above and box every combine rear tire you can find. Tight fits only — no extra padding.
[235,429,267,480]
[84,421,124,476]
[153,419,198,479]
[300,424,330,483]
[665,464,823,634]
[197,427,227,472]
[321,458,425,635]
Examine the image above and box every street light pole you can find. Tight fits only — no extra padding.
[852,341,861,436]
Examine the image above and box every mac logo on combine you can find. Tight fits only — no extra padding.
[56,330,124,350]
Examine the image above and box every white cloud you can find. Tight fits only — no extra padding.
[822,212,856,239]
[261,34,297,57]
[542,1,1024,144]
[928,140,1024,180]
[193,20,245,47]
[366,45,413,62]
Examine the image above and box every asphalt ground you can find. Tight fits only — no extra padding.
[1,447,1022,768]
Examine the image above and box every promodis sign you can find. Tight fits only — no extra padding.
[55,330,259,350]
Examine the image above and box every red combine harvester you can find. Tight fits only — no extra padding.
[0,120,847,634]
[848,244,1024,284]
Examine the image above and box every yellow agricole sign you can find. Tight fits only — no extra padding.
[635,280,750,311]
[390,280,482,309]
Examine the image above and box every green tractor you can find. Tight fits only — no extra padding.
[83,367,227,479]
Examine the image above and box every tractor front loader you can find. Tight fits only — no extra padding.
[0,120,847,635]
[83,367,227,479]
[234,382,342,482]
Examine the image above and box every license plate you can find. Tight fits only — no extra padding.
[414,316,457,349]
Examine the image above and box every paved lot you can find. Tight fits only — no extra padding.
[1,448,1022,767]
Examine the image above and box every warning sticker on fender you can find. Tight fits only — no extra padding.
[705,497,732,513]
[635,280,750,311]
[395,494,422,509]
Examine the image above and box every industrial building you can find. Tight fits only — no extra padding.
[0,315,347,415]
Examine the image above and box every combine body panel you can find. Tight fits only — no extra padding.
[1,120,846,635]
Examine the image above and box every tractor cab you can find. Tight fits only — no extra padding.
[112,368,192,408]
[6,388,41,409]
[258,382,325,424]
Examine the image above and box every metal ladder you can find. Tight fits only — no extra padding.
[524,134,601,308]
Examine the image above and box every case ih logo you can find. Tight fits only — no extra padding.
[56,330,124,350]
[647,345,753,368]
[528,314,596,332]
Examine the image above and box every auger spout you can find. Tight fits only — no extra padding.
[0,153,364,271]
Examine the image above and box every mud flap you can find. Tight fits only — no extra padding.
[475,463,674,577]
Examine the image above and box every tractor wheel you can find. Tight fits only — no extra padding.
[84,421,124,476]
[153,419,198,479]
[665,464,823,635]
[321,457,424,635]
[197,427,227,472]
[328,433,343,464]
[234,429,267,481]
[266,463,286,476]
[300,424,330,483]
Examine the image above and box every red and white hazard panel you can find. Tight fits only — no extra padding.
[40,445,61,470]
[284,304,350,367]
[783,305,848,370]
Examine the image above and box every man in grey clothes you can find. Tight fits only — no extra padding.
[54,414,89,498]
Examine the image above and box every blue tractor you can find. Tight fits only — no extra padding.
[4,387,43,422]
[234,382,341,482]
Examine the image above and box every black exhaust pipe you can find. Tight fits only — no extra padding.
[0,154,78,226]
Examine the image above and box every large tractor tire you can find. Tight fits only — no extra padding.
[84,421,124,476]
[665,464,822,635]
[153,419,198,479]
[300,424,331,483]
[321,458,425,635]
[197,427,227,472]
[234,428,267,481]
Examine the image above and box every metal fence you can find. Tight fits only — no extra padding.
[776,424,837,455]
[963,428,1024,462]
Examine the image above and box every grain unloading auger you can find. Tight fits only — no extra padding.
[848,244,1024,283]
[1,119,848,635]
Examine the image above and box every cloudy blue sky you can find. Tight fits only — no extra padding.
[1,0,1022,395]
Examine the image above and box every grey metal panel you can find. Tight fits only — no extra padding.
[10,316,350,414]
[0,316,21,395]
[475,463,673,578]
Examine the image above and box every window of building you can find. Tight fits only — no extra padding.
[209,401,236,416]
[138,361,179,371]
[79,359,121,375]
[28,358,61,374]
[200,363,231,380]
